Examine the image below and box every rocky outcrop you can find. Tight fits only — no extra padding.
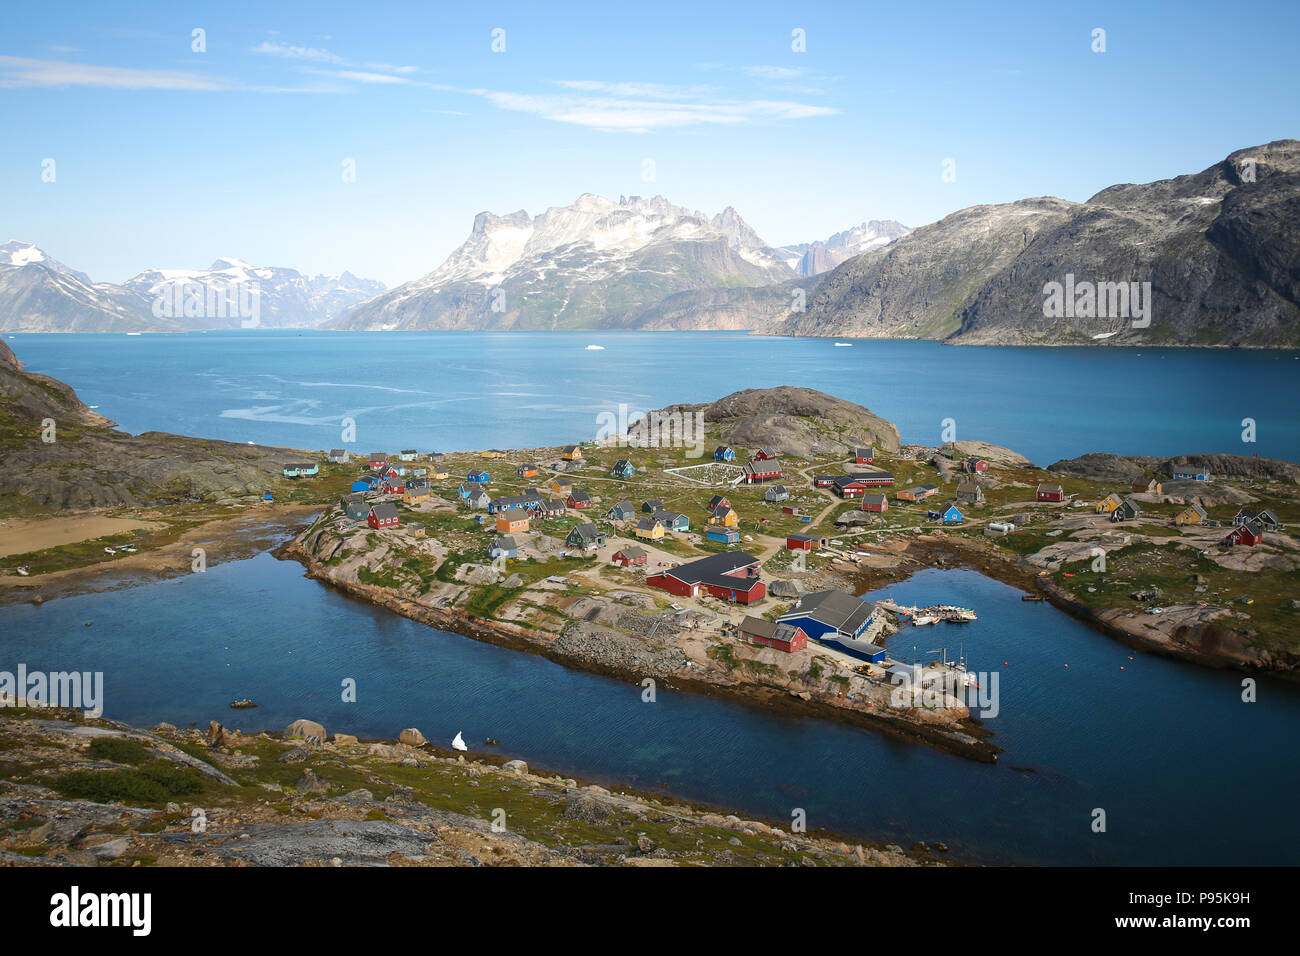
[640,386,901,457]
[1049,451,1300,483]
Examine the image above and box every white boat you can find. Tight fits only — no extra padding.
[451,731,468,751]
[912,615,939,626]
[15,567,28,576]
[104,547,117,555]
[584,344,605,350]
[834,342,853,347]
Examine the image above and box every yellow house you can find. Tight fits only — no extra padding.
[482,449,507,460]
[635,517,665,540]
[709,506,740,528]
[404,487,430,504]
[1096,493,1123,514]
[550,477,573,495]
[430,468,449,480]
[1175,503,1207,525]
[561,444,583,461]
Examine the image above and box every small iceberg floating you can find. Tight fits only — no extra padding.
[834,342,853,347]
[452,731,468,751]
[584,344,605,350]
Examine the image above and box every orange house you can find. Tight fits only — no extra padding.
[495,507,531,534]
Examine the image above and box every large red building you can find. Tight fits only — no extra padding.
[646,552,766,604]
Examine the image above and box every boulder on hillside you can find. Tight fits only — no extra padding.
[285,719,327,744]
[398,728,427,747]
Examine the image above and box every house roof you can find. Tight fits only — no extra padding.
[617,546,647,559]
[611,499,635,513]
[706,526,738,537]
[957,481,983,495]
[568,523,601,543]
[370,503,399,519]
[787,533,823,543]
[637,516,662,530]
[855,447,874,457]
[660,551,761,589]
[330,449,346,456]
[568,491,592,503]
[561,444,581,454]
[492,536,517,550]
[545,499,567,511]
[1037,483,1063,494]
[780,589,873,635]
[499,507,529,520]
[766,485,788,495]
[861,494,888,506]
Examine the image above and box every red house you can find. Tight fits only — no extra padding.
[751,448,777,461]
[739,616,807,653]
[611,546,648,567]
[855,447,876,465]
[861,493,888,513]
[963,458,989,473]
[1222,522,1263,547]
[813,475,838,488]
[781,505,798,515]
[1036,483,1065,502]
[786,533,828,551]
[566,491,592,509]
[743,460,782,483]
[369,453,388,471]
[646,552,766,604]
[367,503,400,529]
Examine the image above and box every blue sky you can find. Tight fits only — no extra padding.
[1,0,1296,287]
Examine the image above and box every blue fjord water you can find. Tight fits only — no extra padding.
[2,554,1297,866]
[9,330,1300,465]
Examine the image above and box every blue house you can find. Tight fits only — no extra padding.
[777,590,886,663]
[467,469,490,484]
[459,480,486,500]
[611,459,636,478]
[1172,469,1212,481]
[714,446,736,462]
[705,527,740,544]
[351,474,379,493]
[940,502,964,524]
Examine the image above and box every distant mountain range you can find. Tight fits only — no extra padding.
[7,139,1296,345]
[0,243,385,332]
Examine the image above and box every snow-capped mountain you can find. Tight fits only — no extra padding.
[0,241,169,333]
[777,220,912,277]
[333,194,796,330]
[124,258,385,328]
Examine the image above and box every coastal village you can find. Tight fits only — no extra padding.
[252,391,1299,764]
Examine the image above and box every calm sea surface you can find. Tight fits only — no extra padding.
[2,556,1297,866]
[9,330,1300,464]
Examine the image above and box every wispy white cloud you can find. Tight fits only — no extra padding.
[0,55,232,91]
[473,84,836,133]
[251,40,344,65]
[742,65,809,80]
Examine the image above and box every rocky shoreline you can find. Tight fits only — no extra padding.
[0,703,953,867]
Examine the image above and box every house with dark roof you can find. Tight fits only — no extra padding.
[641,498,663,514]
[329,449,349,463]
[645,551,765,604]
[654,510,690,532]
[611,459,636,478]
[636,516,665,540]
[854,447,876,465]
[1223,520,1263,547]
[561,444,583,461]
[739,616,807,653]
[743,459,782,483]
[955,481,984,505]
[367,503,400,529]
[707,494,731,512]
[896,484,939,502]
[786,532,828,551]
[517,463,540,479]
[1234,508,1280,531]
[714,446,735,462]
[861,493,888,513]
[340,494,369,521]
[566,523,604,550]
[566,491,592,510]
[489,536,518,559]
[496,507,531,534]
[1111,497,1142,522]
[607,500,637,521]
[612,546,648,567]
[1175,502,1207,525]
[1036,483,1065,502]
[765,484,789,503]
